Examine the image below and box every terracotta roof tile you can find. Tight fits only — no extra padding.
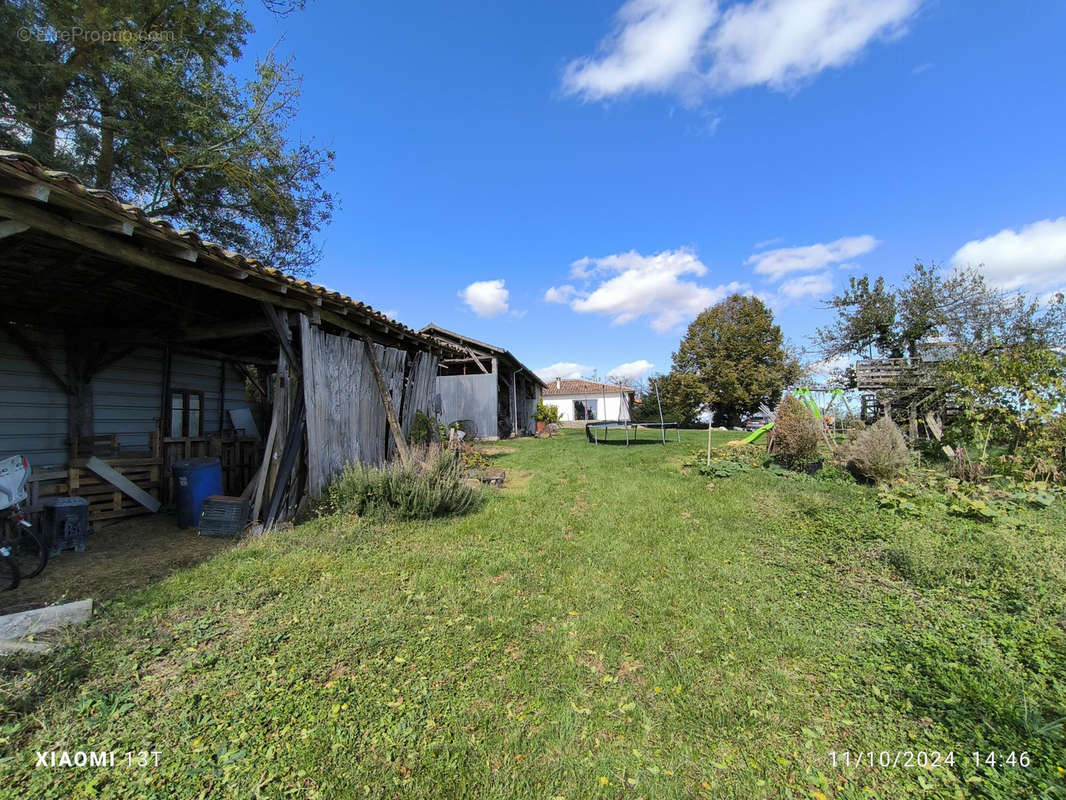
[543,378,633,396]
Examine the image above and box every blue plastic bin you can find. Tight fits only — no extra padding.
[172,458,223,528]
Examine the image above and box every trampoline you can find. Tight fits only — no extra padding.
[582,376,681,446]
[586,419,681,445]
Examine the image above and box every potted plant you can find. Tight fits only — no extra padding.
[534,400,557,433]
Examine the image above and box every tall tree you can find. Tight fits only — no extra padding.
[0,0,332,275]
[672,294,802,427]
[816,261,1066,360]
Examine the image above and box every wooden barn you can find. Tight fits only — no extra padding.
[0,151,455,531]
[419,324,544,439]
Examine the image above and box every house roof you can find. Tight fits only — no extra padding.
[420,323,546,387]
[0,150,449,354]
[543,378,634,396]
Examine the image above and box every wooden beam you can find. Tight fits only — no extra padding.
[85,456,162,513]
[261,303,299,367]
[0,220,29,239]
[0,599,92,639]
[0,194,433,355]
[70,213,134,236]
[175,318,274,343]
[465,346,489,374]
[234,363,267,399]
[1,182,50,202]
[0,193,305,311]
[362,338,412,467]
[2,325,71,393]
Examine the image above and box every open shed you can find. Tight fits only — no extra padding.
[419,324,545,439]
[0,151,455,531]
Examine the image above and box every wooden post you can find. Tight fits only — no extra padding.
[363,339,413,467]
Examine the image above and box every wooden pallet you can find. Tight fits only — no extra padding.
[27,457,162,523]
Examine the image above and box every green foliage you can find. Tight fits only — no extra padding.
[407,411,439,446]
[671,295,802,427]
[533,400,558,424]
[630,371,704,425]
[817,260,1066,361]
[324,446,483,520]
[769,393,824,468]
[942,345,1066,482]
[841,416,910,483]
[874,468,1059,525]
[0,1,333,274]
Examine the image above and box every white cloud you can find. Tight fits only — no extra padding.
[535,362,593,381]
[952,217,1066,291]
[459,279,510,318]
[746,235,879,280]
[754,236,783,249]
[807,354,853,375]
[544,284,578,303]
[608,359,655,382]
[563,0,921,101]
[563,0,718,101]
[554,247,747,332]
[706,0,920,92]
[777,271,833,300]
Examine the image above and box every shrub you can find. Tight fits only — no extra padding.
[841,416,910,483]
[324,445,483,520]
[770,393,824,468]
[534,400,559,424]
[408,411,440,446]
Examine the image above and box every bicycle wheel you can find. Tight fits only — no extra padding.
[11,526,48,579]
[0,553,19,591]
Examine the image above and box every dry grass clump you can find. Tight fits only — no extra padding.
[770,393,825,467]
[840,416,910,483]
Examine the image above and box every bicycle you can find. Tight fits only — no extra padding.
[0,454,48,590]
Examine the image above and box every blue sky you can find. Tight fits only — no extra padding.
[239,0,1066,383]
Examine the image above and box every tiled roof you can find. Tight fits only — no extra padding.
[420,324,546,387]
[0,150,444,351]
[543,378,633,396]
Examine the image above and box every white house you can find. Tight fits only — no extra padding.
[542,378,634,422]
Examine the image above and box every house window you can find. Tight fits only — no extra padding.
[169,390,205,437]
[574,399,598,420]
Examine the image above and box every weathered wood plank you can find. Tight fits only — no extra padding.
[85,457,161,512]
[0,599,93,639]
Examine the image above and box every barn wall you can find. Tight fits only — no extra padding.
[438,373,497,439]
[169,353,246,436]
[0,329,246,468]
[0,328,69,467]
[301,318,410,497]
[93,347,164,452]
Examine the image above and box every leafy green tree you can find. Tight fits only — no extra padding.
[671,294,802,428]
[631,371,703,425]
[941,344,1066,479]
[817,261,1066,360]
[0,0,332,274]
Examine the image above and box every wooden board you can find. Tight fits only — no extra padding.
[301,316,409,496]
[0,599,93,639]
[85,457,162,513]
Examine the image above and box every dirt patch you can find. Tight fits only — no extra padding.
[499,469,533,493]
[477,445,517,456]
[1,513,235,615]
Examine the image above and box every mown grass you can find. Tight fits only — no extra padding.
[1,429,1064,799]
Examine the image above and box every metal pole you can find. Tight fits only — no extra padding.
[705,412,714,466]
[654,379,665,444]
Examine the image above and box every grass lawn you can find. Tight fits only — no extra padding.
[2,429,1064,798]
